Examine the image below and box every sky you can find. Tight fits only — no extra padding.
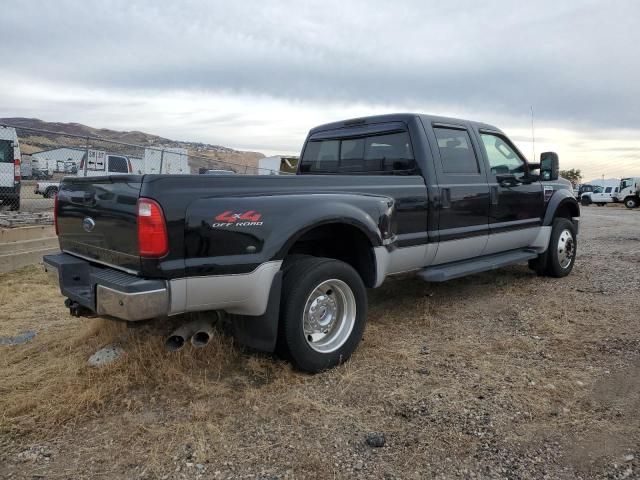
[1,0,639,180]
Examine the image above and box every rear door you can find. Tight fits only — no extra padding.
[426,123,490,264]
[475,130,544,254]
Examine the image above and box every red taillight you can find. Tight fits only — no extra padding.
[53,193,59,236]
[137,198,168,257]
[14,159,20,182]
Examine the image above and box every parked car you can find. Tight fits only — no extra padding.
[0,126,21,211]
[44,113,580,372]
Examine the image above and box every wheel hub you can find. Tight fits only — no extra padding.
[557,229,575,269]
[302,279,356,353]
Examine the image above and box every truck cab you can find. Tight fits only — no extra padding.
[617,177,640,209]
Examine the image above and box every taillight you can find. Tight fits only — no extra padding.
[137,198,168,257]
[14,159,20,183]
[53,193,59,236]
[127,159,133,173]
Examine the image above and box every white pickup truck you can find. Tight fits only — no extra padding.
[35,151,133,198]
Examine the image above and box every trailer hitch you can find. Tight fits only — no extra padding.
[64,298,95,318]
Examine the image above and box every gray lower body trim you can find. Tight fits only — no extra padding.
[96,285,169,321]
[373,245,435,287]
[169,260,283,316]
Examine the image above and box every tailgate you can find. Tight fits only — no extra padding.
[57,175,143,273]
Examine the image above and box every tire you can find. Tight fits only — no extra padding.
[543,218,577,278]
[624,197,638,209]
[596,203,605,207]
[9,199,19,211]
[44,188,57,199]
[279,256,367,373]
[580,197,591,206]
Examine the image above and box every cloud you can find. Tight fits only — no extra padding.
[0,0,639,179]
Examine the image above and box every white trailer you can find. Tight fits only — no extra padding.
[143,148,190,174]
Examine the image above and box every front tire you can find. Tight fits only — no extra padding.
[279,256,367,373]
[544,218,577,277]
[624,197,638,209]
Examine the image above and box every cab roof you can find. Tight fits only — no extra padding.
[308,113,502,135]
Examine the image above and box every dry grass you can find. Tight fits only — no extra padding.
[1,208,640,479]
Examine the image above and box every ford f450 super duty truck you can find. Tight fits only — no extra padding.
[44,113,580,372]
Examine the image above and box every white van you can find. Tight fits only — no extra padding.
[0,126,21,211]
[582,185,619,206]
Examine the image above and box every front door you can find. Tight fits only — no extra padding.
[476,131,544,254]
[429,124,490,265]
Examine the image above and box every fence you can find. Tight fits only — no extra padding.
[0,123,292,221]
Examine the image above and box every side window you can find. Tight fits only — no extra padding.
[433,127,479,174]
[480,133,526,178]
[604,187,612,193]
[300,140,339,173]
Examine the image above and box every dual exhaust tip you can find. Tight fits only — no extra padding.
[165,314,219,352]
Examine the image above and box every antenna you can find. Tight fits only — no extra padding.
[530,106,535,162]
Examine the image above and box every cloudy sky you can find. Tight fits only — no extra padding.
[1,0,639,180]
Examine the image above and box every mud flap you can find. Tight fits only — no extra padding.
[231,270,282,352]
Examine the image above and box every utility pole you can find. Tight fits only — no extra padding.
[530,106,536,162]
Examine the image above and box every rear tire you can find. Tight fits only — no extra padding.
[279,256,367,373]
[44,188,57,199]
[543,218,577,277]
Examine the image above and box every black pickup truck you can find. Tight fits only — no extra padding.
[44,113,579,372]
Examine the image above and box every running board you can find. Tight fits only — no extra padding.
[417,249,539,282]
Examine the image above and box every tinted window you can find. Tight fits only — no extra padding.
[339,138,365,172]
[480,133,526,177]
[300,131,415,174]
[363,132,414,172]
[604,187,612,193]
[434,128,479,174]
[301,140,339,172]
[0,141,13,163]
[108,156,129,173]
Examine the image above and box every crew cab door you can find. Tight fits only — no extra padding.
[475,130,544,254]
[427,123,490,264]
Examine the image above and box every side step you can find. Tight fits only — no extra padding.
[417,249,539,282]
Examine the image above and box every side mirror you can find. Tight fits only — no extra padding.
[540,152,559,181]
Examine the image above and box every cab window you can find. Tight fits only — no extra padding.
[480,133,526,178]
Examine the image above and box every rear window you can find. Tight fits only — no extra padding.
[300,131,415,174]
[0,140,13,163]
[108,156,129,173]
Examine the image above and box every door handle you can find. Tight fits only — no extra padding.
[441,188,451,209]
[490,186,499,205]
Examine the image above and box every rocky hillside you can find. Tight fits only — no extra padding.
[0,117,264,173]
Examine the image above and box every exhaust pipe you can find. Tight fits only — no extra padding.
[191,312,221,348]
[165,313,219,352]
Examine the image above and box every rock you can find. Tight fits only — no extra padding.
[576,380,585,387]
[88,344,125,367]
[624,454,634,462]
[365,433,386,448]
[0,330,37,346]
[354,460,364,470]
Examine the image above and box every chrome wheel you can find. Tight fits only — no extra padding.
[557,229,575,269]
[303,279,356,353]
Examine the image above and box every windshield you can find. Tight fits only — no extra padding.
[621,178,633,189]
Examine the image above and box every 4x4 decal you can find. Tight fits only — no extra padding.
[212,210,263,227]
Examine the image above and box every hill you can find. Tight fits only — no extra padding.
[0,117,264,173]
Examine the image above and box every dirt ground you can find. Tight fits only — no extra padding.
[1,206,639,479]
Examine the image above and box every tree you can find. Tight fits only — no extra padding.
[559,168,582,187]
